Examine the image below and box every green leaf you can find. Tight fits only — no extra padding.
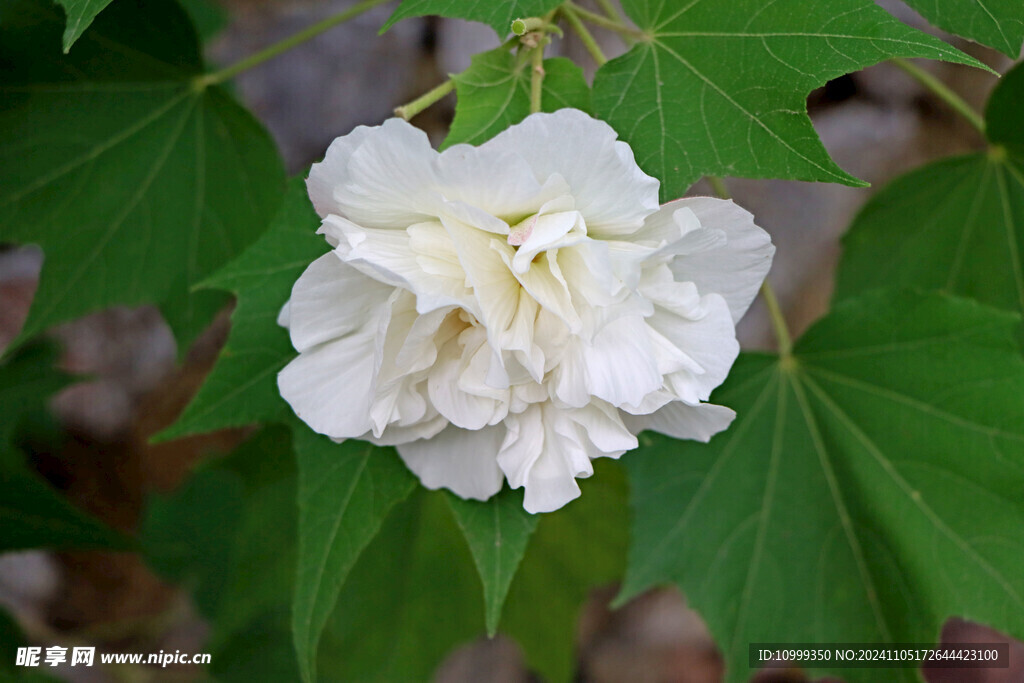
[591,0,984,200]
[985,60,1024,158]
[0,345,126,552]
[158,177,326,440]
[383,0,562,35]
[0,0,285,351]
[210,428,303,681]
[836,62,1024,314]
[901,0,1024,58]
[622,290,1024,682]
[445,488,539,636]
[211,427,299,643]
[0,607,61,682]
[445,48,591,148]
[141,469,245,617]
[318,489,484,682]
[140,427,301,680]
[292,426,418,683]
[502,459,628,683]
[54,0,111,52]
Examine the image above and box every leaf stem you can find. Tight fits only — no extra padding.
[530,40,546,113]
[890,58,986,135]
[594,0,624,22]
[708,175,792,358]
[394,79,455,119]
[760,280,793,359]
[197,0,392,87]
[563,1,645,40]
[707,175,731,199]
[561,5,607,66]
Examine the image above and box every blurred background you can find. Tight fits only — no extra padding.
[1,0,1022,680]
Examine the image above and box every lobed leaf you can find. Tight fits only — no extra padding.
[622,290,1024,682]
[383,0,562,35]
[0,345,126,553]
[836,61,1024,314]
[592,0,986,200]
[317,490,484,682]
[502,459,629,683]
[292,426,417,683]
[158,177,326,440]
[0,0,285,352]
[445,488,539,636]
[446,48,591,148]
[901,0,1024,58]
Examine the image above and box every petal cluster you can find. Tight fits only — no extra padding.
[278,109,773,513]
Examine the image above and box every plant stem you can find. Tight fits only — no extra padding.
[394,79,455,119]
[707,175,731,200]
[708,175,792,358]
[890,58,986,135]
[197,0,391,87]
[561,5,607,66]
[594,0,624,22]
[530,40,546,113]
[760,280,793,359]
[563,1,645,40]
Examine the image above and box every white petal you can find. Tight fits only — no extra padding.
[363,414,448,447]
[665,197,774,322]
[427,331,504,430]
[306,125,373,217]
[569,401,638,455]
[643,283,738,403]
[396,424,506,501]
[625,401,736,442]
[322,216,472,315]
[581,314,662,407]
[315,119,444,229]
[498,405,595,514]
[277,330,378,439]
[436,144,570,225]
[509,211,587,273]
[481,110,660,237]
[285,253,393,353]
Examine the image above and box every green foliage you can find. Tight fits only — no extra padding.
[317,490,484,681]
[53,0,112,52]
[446,48,591,147]
[384,0,562,35]
[0,0,285,352]
[445,489,538,636]
[502,459,628,683]
[140,427,302,680]
[0,345,126,552]
[292,426,417,683]
[0,607,61,682]
[159,178,327,440]
[591,0,984,200]
[622,290,1024,682]
[837,61,1024,314]
[901,0,1024,58]
[141,470,245,616]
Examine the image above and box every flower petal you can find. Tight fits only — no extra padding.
[481,110,660,237]
[284,253,393,353]
[664,197,775,322]
[396,424,506,501]
[624,401,736,442]
[277,329,379,439]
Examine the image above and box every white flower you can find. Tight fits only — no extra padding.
[278,109,773,514]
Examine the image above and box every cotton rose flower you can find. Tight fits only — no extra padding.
[278,109,773,514]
